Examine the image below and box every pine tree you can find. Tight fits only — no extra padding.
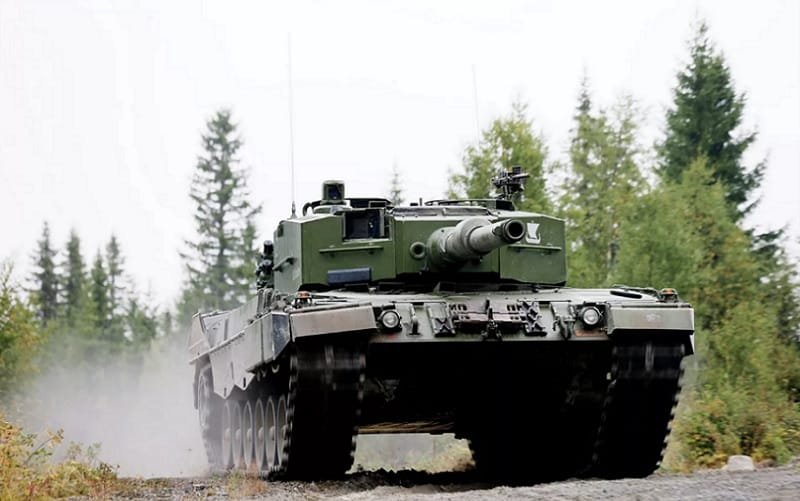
[180,109,262,319]
[235,219,259,301]
[388,164,405,206]
[127,296,158,347]
[88,250,110,332]
[104,235,129,344]
[658,21,762,216]
[30,222,59,325]
[61,230,86,328]
[561,81,646,286]
[105,235,125,318]
[449,100,549,212]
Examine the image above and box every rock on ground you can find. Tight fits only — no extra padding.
[723,455,756,472]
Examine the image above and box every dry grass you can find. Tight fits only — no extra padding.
[0,413,120,500]
[225,469,270,498]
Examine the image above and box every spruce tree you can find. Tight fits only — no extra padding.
[62,230,86,328]
[88,250,110,332]
[449,100,549,212]
[659,21,762,216]
[104,235,128,343]
[660,21,799,341]
[180,109,262,319]
[234,219,259,301]
[561,81,645,286]
[127,295,158,347]
[30,222,59,325]
[105,235,125,318]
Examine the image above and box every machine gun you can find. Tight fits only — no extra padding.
[492,165,529,200]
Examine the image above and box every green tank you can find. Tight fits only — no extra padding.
[188,168,694,481]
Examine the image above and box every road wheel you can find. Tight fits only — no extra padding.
[254,398,267,472]
[242,400,255,470]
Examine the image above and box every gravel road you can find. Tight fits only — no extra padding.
[107,462,800,500]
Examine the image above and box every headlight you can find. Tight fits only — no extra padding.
[580,306,602,327]
[378,310,401,330]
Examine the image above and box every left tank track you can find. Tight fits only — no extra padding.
[466,337,688,482]
[196,338,367,479]
[588,341,686,479]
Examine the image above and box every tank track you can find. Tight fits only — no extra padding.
[466,339,687,482]
[197,339,366,479]
[196,364,224,471]
[276,340,366,478]
[589,341,686,479]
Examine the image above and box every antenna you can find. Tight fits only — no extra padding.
[288,33,297,217]
[471,64,480,142]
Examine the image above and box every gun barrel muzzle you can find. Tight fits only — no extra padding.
[426,217,526,270]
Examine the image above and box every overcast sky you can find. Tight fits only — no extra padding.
[1,0,798,305]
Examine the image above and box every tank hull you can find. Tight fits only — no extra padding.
[189,286,692,481]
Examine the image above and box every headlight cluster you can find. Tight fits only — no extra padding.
[579,306,602,327]
[378,310,401,331]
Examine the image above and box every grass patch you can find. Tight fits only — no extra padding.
[0,413,119,500]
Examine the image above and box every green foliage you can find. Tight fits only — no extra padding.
[0,413,117,500]
[105,235,125,321]
[613,159,800,468]
[61,230,86,328]
[752,232,800,343]
[640,20,800,467]
[613,158,748,321]
[449,100,550,212]
[30,223,58,325]
[658,21,762,216]
[180,109,262,323]
[23,227,161,371]
[0,264,40,402]
[454,88,799,469]
[126,296,158,347]
[89,251,110,332]
[561,81,647,287]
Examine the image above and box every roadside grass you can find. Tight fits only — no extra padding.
[0,413,120,500]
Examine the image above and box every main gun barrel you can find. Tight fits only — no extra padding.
[426,217,526,270]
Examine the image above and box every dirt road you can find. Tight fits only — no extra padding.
[108,463,800,500]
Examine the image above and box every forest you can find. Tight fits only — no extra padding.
[1,20,798,498]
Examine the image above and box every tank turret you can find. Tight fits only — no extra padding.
[426,217,526,270]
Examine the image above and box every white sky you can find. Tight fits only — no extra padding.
[1,0,798,305]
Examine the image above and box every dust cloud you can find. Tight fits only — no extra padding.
[19,339,208,478]
[16,334,473,478]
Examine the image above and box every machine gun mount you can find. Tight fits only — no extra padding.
[492,165,530,200]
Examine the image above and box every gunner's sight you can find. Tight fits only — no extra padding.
[322,180,345,204]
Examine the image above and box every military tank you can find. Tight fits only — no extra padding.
[188,167,694,482]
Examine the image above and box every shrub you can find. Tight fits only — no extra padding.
[0,413,117,500]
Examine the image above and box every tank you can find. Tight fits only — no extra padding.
[187,168,695,481]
